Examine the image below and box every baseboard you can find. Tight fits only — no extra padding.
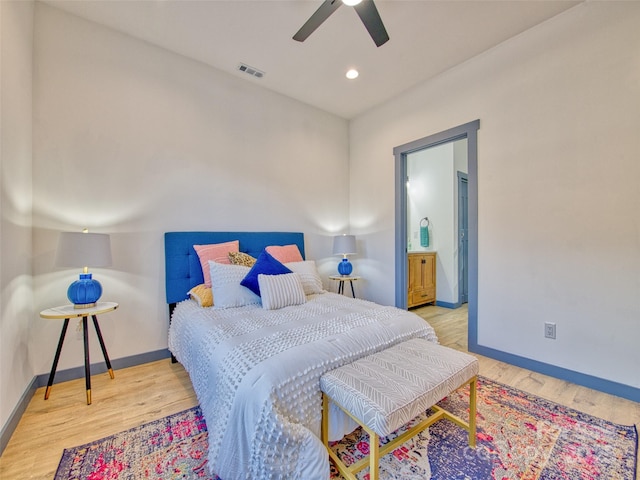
[469,343,640,403]
[435,300,462,309]
[0,376,38,457]
[0,348,171,456]
[33,348,172,387]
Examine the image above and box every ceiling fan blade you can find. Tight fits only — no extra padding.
[354,0,389,47]
[293,0,343,42]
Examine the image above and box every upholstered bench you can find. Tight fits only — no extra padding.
[320,338,479,480]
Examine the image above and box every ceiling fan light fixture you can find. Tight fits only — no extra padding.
[346,69,359,80]
[293,0,389,48]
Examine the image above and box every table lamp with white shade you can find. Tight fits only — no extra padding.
[55,230,112,308]
[332,234,357,276]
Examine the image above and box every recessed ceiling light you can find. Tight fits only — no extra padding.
[346,69,359,80]
[342,0,362,6]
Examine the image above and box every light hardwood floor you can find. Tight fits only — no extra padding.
[1,304,638,479]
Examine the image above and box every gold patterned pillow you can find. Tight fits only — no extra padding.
[188,284,213,308]
[228,251,257,267]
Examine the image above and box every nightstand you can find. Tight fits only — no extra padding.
[40,301,118,405]
[329,275,361,298]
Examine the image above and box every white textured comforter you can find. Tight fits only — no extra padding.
[168,292,437,480]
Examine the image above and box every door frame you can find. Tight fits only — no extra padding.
[394,120,479,344]
[458,171,469,305]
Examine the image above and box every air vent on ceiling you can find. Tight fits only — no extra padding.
[237,63,265,79]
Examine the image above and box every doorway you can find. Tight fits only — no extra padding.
[394,120,479,344]
[406,140,467,308]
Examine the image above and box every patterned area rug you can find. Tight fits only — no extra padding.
[54,376,638,480]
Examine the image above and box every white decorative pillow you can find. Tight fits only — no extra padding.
[285,261,325,295]
[258,273,306,310]
[209,261,260,309]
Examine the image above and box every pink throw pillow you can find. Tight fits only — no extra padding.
[265,244,304,264]
[194,240,239,287]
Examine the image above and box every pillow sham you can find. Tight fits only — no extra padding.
[188,284,213,308]
[258,273,306,310]
[265,244,304,264]
[241,250,292,297]
[285,260,325,295]
[228,251,257,267]
[209,261,260,309]
[194,240,239,287]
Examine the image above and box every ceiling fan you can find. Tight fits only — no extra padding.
[293,0,390,48]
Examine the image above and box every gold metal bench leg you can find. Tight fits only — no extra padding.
[322,393,329,447]
[367,426,380,480]
[469,376,477,448]
[323,393,359,480]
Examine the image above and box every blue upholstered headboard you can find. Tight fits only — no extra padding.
[164,231,305,305]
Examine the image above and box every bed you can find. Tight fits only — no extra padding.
[165,231,438,480]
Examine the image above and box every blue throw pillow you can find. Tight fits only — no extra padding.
[241,250,292,297]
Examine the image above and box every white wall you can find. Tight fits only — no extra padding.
[0,0,35,434]
[350,2,640,389]
[30,4,349,376]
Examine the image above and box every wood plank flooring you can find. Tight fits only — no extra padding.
[1,304,638,479]
[0,359,198,479]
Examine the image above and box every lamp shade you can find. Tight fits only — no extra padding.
[55,232,112,268]
[55,232,112,308]
[332,235,357,256]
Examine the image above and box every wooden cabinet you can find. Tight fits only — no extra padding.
[408,252,436,308]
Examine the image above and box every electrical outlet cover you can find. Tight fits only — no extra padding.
[544,322,556,339]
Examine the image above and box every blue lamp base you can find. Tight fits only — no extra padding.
[68,273,102,309]
[337,258,353,276]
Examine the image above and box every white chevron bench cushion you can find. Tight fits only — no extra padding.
[320,338,479,437]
